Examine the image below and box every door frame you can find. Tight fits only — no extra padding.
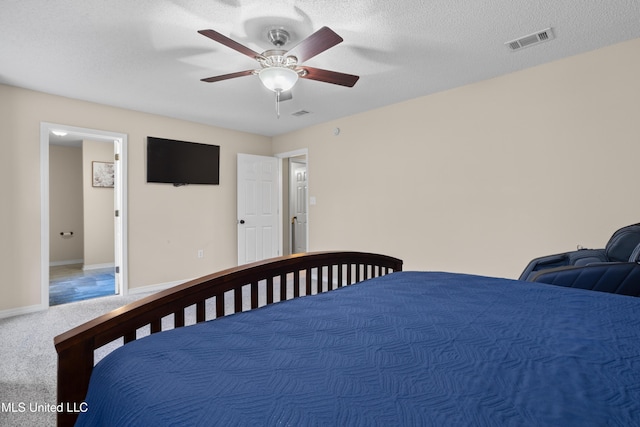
[275,148,309,255]
[40,122,128,308]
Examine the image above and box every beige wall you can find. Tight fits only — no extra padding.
[49,145,83,263]
[82,139,115,268]
[273,37,640,278]
[0,85,270,313]
[2,37,639,315]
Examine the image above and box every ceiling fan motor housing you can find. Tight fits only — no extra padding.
[259,49,298,69]
[258,30,302,93]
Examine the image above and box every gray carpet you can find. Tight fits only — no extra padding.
[0,278,296,426]
[0,292,151,427]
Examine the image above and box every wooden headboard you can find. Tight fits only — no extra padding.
[54,251,402,426]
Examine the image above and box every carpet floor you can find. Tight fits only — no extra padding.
[0,292,150,427]
[1,274,309,426]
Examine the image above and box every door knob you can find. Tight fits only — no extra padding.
[239,219,245,224]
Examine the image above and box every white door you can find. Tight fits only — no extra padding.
[289,159,308,254]
[237,154,279,265]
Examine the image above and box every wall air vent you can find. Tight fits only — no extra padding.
[505,28,554,51]
[292,110,310,117]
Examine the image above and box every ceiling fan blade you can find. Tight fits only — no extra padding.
[286,26,343,63]
[299,67,359,87]
[201,70,254,83]
[198,29,264,60]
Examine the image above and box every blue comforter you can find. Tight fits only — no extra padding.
[76,272,640,426]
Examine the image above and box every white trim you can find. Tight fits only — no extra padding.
[41,122,129,308]
[274,148,308,159]
[310,268,347,288]
[82,262,115,271]
[114,136,128,296]
[40,124,51,312]
[277,157,284,255]
[49,259,84,267]
[127,279,192,295]
[0,304,45,320]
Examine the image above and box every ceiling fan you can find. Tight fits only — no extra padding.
[198,26,359,114]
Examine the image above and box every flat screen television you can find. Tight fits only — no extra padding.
[147,137,220,186]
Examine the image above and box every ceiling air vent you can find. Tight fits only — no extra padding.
[505,28,554,51]
[292,110,310,117]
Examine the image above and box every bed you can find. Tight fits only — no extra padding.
[54,251,640,426]
[54,251,402,426]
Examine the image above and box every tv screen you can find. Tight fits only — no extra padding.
[147,137,220,186]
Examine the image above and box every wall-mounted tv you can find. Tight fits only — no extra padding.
[147,136,220,186]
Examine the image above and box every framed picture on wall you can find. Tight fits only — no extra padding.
[92,161,115,188]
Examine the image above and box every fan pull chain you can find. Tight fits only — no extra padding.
[275,90,281,119]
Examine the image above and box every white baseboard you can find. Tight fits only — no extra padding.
[127,279,193,295]
[0,278,189,319]
[310,270,348,287]
[49,259,83,267]
[83,262,115,271]
[0,303,46,320]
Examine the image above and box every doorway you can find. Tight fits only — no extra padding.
[276,149,309,256]
[289,156,307,254]
[40,123,128,307]
[236,149,309,265]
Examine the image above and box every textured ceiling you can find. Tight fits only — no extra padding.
[2,0,640,137]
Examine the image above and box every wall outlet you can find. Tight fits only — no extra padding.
[197,249,204,258]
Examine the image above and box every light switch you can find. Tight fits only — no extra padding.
[309,196,317,205]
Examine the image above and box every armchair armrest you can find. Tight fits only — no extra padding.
[530,262,640,296]
[519,248,607,281]
[518,253,568,281]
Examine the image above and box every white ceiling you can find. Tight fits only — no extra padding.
[2,1,640,137]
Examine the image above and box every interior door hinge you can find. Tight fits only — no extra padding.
[115,210,120,217]
[115,153,120,161]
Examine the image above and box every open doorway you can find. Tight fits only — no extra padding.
[276,149,309,256]
[40,123,128,307]
[288,156,307,254]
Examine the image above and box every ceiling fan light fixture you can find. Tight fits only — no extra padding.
[258,67,298,92]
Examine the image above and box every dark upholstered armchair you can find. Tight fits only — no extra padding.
[519,223,640,282]
[529,262,640,297]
